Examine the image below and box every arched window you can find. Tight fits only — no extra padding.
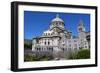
[48,41,50,45]
[52,48,53,51]
[39,48,40,51]
[37,48,38,51]
[79,28,82,32]
[62,48,64,52]
[45,41,46,45]
[48,33,50,35]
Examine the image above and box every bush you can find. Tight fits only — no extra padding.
[24,54,54,62]
[24,55,33,61]
[69,49,90,59]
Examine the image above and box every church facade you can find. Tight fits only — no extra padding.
[32,14,90,59]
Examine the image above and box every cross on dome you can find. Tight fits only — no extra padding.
[56,14,59,18]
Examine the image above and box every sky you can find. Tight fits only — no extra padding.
[24,11,90,40]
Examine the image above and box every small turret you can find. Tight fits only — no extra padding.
[78,20,85,33]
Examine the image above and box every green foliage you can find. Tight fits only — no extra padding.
[24,43,32,49]
[24,54,54,62]
[69,49,90,59]
[24,55,34,61]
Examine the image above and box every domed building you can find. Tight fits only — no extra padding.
[32,14,90,59]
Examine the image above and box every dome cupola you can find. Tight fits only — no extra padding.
[51,14,64,22]
[50,14,65,30]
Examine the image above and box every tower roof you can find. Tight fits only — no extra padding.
[51,14,64,22]
[78,20,84,26]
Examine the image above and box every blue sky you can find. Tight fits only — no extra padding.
[24,11,90,39]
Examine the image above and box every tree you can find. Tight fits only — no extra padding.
[24,43,32,49]
[69,49,90,59]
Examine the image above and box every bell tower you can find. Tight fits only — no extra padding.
[78,20,85,33]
